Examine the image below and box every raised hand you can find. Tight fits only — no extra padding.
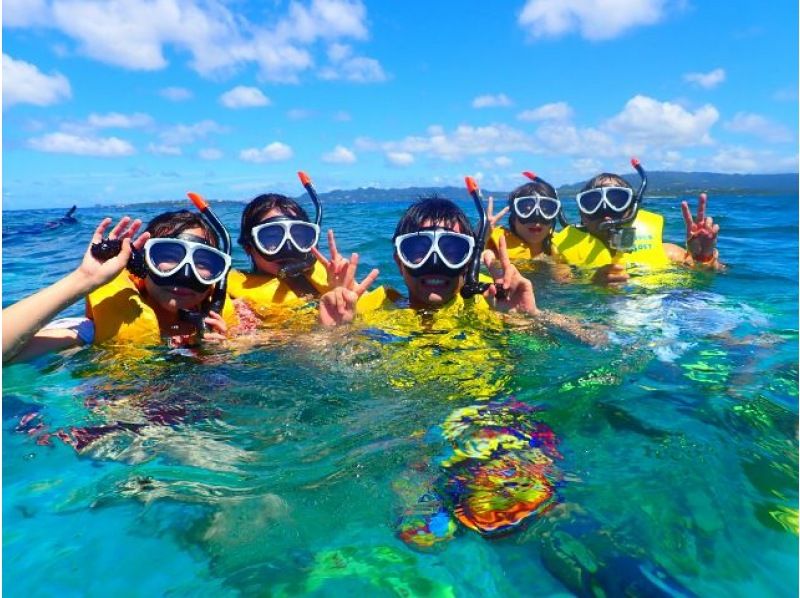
[681,193,720,264]
[312,229,352,289]
[319,253,379,326]
[486,195,510,232]
[80,217,150,290]
[481,231,537,314]
[202,310,228,343]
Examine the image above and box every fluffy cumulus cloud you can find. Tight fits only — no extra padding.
[87,112,153,128]
[603,95,719,147]
[240,142,293,163]
[3,54,71,109]
[709,146,799,174]
[159,120,228,145]
[472,94,513,108]
[517,101,573,121]
[6,0,382,83]
[160,86,193,101]
[198,148,223,160]
[683,68,726,89]
[385,151,415,166]
[28,132,135,156]
[219,86,271,109]
[724,112,793,143]
[322,145,357,164]
[518,0,669,41]
[318,43,387,83]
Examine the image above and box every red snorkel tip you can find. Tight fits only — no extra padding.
[465,176,479,193]
[187,192,209,210]
[630,157,640,168]
[298,171,312,186]
[522,171,537,181]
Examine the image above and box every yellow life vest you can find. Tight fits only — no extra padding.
[488,226,560,263]
[86,271,238,345]
[227,261,330,319]
[553,209,671,270]
[354,285,511,400]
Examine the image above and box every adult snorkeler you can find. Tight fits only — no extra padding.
[3,206,241,363]
[554,159,723,284]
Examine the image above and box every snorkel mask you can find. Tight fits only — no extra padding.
[513,172,569,228]
[268,171,323,280]
[577,158,647,253]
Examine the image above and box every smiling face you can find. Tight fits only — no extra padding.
[143,226,214,313]
[246,206,300,276]
[397,219,466,307]
[511,218,554,247]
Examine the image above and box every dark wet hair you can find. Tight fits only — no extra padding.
[144,210,217,247]
[507,180,558,255]
[581,173,633,192]
[238,193,310,248]
[393,196,474,240]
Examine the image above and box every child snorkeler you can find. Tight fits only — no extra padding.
[228,172,373,321]
[3,209,242,363]
[554,159,723,284]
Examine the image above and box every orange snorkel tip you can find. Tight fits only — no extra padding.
[187,192,209,211]
[298,171,312,186]
[465,176,479,194]
[522,171,537,181]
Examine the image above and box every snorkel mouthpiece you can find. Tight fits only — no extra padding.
[599,157,647,252]
[275,171,324,280]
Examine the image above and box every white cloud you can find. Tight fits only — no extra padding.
[240,142,293,163]
[220,86,271,109]
[10,0,375,83]
[386,152,415,166]
[472,93,513,108]
[604,95,719,146]
[318,43,387,83]
[518,0,668,41]
[683,68,725,89]
[160,120,227,145]
[708,146,799,173]
[3,54,71,109]
[287,108,314,120]
[773,87,798,102]
[148,143,182,156]
[87,112,153,128]
[494,156,513,167]
[29,132,134,156]
[724,112,793,143]
[322,145,357,164]
[380,124,535,161]
[533,121,616,156]
[160,86,193,101]
[517,101,573,121]
[199,148,223,160]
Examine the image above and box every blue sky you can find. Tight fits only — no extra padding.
[3,0,798,209]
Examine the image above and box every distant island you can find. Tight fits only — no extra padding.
[97,171,797,209]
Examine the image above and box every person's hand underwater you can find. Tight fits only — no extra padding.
[79,217,150,291]
[482,232,538,315]
[319,253,379,326]
[592,262,630,285]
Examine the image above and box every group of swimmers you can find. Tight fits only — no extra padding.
[2,159,722,363]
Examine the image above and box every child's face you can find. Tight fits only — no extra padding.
[397,219,466,307]
[247,207,301,276]
[581,208,633,239]
[512,219,554,247]
[144,226,214,313]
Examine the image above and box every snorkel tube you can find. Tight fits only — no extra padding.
[276,171,323,280]
[521,171,569,228]
[182,192,231,334]
[598,157,647,253]
[461,176,490,299]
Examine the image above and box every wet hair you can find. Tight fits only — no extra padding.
[508,180,559,255]
[393,196,475,240]
[238,193,311,249]
[581,173,633,192]
[144,210,217,247]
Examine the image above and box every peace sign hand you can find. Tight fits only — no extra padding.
[312,229,353,289]
[481,231,538,315]
[319,253,380,326]
[486,196,510,233]
[79,217,150,290]
[681,193,720,264]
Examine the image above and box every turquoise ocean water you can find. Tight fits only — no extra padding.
[3,194,798,596]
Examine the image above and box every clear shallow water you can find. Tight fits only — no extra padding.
[3,195,798,596]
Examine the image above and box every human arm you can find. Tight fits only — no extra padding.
[3,217,149,363]
[318,253,379,326]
